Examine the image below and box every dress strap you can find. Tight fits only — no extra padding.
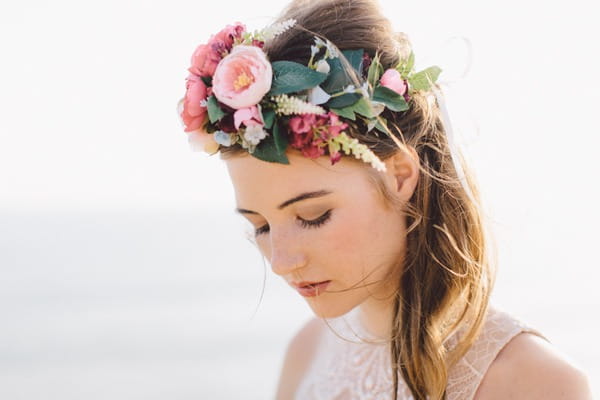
[446,304,550,400]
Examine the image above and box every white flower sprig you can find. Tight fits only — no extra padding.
[272,94,327,115]
[256,18,297,42]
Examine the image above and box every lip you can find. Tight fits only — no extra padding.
[291,280,331,298]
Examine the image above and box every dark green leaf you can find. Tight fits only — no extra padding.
[200,76,212,87]
[262,109,276,129]
[341,49,364,75]
[269,61,328,95]
[251,131,290,164]
[352,97,377,118]
[325,93,361,108]
[272,121,288,154]
[407,66,442,91]
[373,86,409,112]
[207,96,226,123]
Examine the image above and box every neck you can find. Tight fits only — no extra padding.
[356,293,396,340]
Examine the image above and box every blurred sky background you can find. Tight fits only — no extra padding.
[1,0,599,398]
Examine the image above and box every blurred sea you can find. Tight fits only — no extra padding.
[1,210,598,399]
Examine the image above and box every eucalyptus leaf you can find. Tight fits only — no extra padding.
[251,132,290,164]
[352,97,377,119]
[373,86,409,112]
[342,49,364,75]
[407,66,442,91]
[397,51,415,79]
[207,96,226,123]
[326,93,361,108]
[269,61,328,95]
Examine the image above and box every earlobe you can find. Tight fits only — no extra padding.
[386,148,419,201]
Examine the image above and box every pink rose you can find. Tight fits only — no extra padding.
[211,23,245,52]
[187,129,219,154]
[212,45,272,109]
[180,74,208,132]
[188,44,221,78]
[233,106,263,129]
[379,69,407,96]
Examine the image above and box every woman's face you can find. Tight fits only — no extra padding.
[225,150,411,318]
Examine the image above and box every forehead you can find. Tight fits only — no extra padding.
[224,152,373,209]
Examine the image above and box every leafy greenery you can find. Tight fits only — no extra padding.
[207,96,226,123]
[269,61,328,95]
[262,108,276,129]
[367,53,383,92]
[397,51,415,79]
[408,66,442,91]
[326,93,361,108]
[321,49,364,94]
[252,122,289,164]
[372,86,409,112]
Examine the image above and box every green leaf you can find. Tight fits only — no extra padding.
[330,106,356,121]
[207,96,226,123]
[321,49,363,94]
[407,66,442,91]
[367,53,383,91]
[269,61,328,96]
[374,117,389,134]
[251,128,290,164]
[272,121,288,154]
[373,86,409,112]
[200,76,212,87]
[325,93,361,108]
[341,49,364,75]
[262,109,276,129]
[397,51,415,79]
[352,97,377,118]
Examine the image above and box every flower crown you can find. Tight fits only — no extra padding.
[178,19,441,172]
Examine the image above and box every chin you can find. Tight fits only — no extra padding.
[305,297,356,319]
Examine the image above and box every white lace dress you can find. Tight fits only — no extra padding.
[294,303,548,399]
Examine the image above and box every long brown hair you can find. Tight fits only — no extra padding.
[220,0,495,398]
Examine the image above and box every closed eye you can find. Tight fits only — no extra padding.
[254,209,333,236]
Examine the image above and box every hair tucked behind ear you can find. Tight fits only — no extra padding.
[220,1,495,399]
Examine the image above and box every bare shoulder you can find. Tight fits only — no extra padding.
[275,317,324,400]
[474,332,593,400]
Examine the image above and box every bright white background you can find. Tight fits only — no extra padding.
[0,0,598,399]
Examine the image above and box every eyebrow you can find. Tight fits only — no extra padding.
[235,190,333,215]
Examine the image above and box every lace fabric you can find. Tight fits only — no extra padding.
[294,303,549,400]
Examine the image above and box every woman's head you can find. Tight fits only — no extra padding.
[225,147,419,319]
[185,0,495,398]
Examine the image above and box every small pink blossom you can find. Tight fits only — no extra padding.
[233,106,263,129]
[180,74,208,132]
[187,128,219,154]
[288,112,347,160]
[212,45,272,109]
[211,23,245,52]
[380,69,407,96]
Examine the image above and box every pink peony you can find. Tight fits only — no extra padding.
[187,128,219,154]
[212,45,272,109]
[180,74,208,132]
[188,44,221,78]
[188,23,245,78]
[233,106,263,129]
[379,69,407,96]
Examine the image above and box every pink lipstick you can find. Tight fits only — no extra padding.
[293,280,331,297]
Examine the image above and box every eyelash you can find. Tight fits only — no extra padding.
[254,209,333,236]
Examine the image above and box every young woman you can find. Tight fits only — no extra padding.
[179,0,592,398]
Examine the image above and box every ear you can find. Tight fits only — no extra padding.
[383,147,419,202]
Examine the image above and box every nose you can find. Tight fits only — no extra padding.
[267,226,307,276]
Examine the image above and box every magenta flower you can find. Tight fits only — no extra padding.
[288,112,348,160]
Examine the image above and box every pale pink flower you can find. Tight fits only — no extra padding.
[233,106,263,129]
[180,74,208,132]
[187,129,219,154]
[379,69,407,95]
[212,45,272,109]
